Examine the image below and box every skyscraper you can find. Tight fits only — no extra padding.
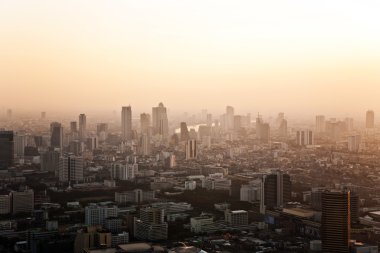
[180,122,189,141]
[256,115,270,144]
[152,103,168,137]
[14,133,27,158]
[50,122,63,151]
[121,106,132,140]
[140,113,151,135]
[316,115,326,133]
[226,106,234,131]
[59,154,84,182]
[79,114,87,140]
[278,119,287,137]
[366,110,375,128]
[296,130,314,146]
[321,190,351,253]
[41,111,46,120]
[138,134,151,156]
[70,121,78,133]
[186,139,197,160]
[260,171,291,213]
[0,131,14,170]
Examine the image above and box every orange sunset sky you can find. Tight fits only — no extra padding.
[1,0,380,117]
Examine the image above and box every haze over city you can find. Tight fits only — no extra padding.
[2,1,380,253]
[1,0,380,117]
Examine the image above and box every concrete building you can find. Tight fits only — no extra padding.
[225,210,248,225]
[85,203,118,226]
[59,154,84,182]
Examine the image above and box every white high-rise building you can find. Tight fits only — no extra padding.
[348,135,361,152]
[121,106,132,141]
[111,162,138,180]
[79,114,87,140]
[85,203,118,226]
[316,115,326,133]
[59,154,84,182]
[296,130,314,146]
[152,103,168,137]
[240,180,261,202]
[186,139,197,160]
[134,207,168,241]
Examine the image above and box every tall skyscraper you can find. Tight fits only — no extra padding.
[344,117,354,132]
[50,122,63,151]
[79,114,87,140]
[206,114,213,127]
[140,113,151,135]
[226,106,234,130]
[296,130,314,146]
[180,122,189,141]
[256,115,270,144]
[278,119,287,137]
[138,134,151,156]
[260,171,291,213]
[41,148,60,175]
[366,110,375,128]
[0,131,14,170]
[59,154,84,182]
[321,190,351,253]
[186,139,197,160]
[316,115,326,133]
[70,121,77,133]
[348,135,361,152]
[121,106,132,140]
[14,133,27,158]
[152,103,168,137]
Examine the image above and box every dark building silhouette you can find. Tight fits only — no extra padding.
[321,190,351,253]
[0,131,14,169]
[261,171,291,211]
[50,122,63,150]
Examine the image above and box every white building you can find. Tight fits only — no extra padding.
[190,215,214,233]
[296,130,314,146]
[59,154,84,182]
[225,210,248,225]
[186,139,197,160]
[240,181,261,202]
[85,203,118,226]
[111,162,138,180]
[185,180,196,190]
[134,207,168,241]
[348,135,361,152]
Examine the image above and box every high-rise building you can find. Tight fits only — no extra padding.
[111,162,138,180]
[296,130,314,146]
[11,189,34,214]
[14,133,27,158]
[121,106,132,140]
[0,194,11,214]
[180,122,189,141]
[41,111,46,120]
[0,131,14,169]
[321,190,351,253]
[256,115,270,144]
[186,139,197,160]
[134,207,168,241]
[79,114,87,140]
[316,115,326,133]
[345,117,354,132]
[58,154,83,182]
[366,110,375,128]
[138,134,151,156]
[50,122,63,151]
[348,135,361,152]
[140,113,151,135]
[152,103,168,137]
[85,203,118,226]
[225,210,248,225]
[260,171,291,213]
[96,123,108,142]
[206,114,213,127]
[278,119,287,137]
[226,106,234,131]
[40,149,60,174]
[70,121,78,133]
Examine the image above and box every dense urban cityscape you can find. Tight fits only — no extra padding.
[2,1,380,252]
[1,106,380,253]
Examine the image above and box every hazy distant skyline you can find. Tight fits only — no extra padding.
[1,0,380,117]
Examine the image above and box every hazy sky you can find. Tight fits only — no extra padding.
[1,0,380,117]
